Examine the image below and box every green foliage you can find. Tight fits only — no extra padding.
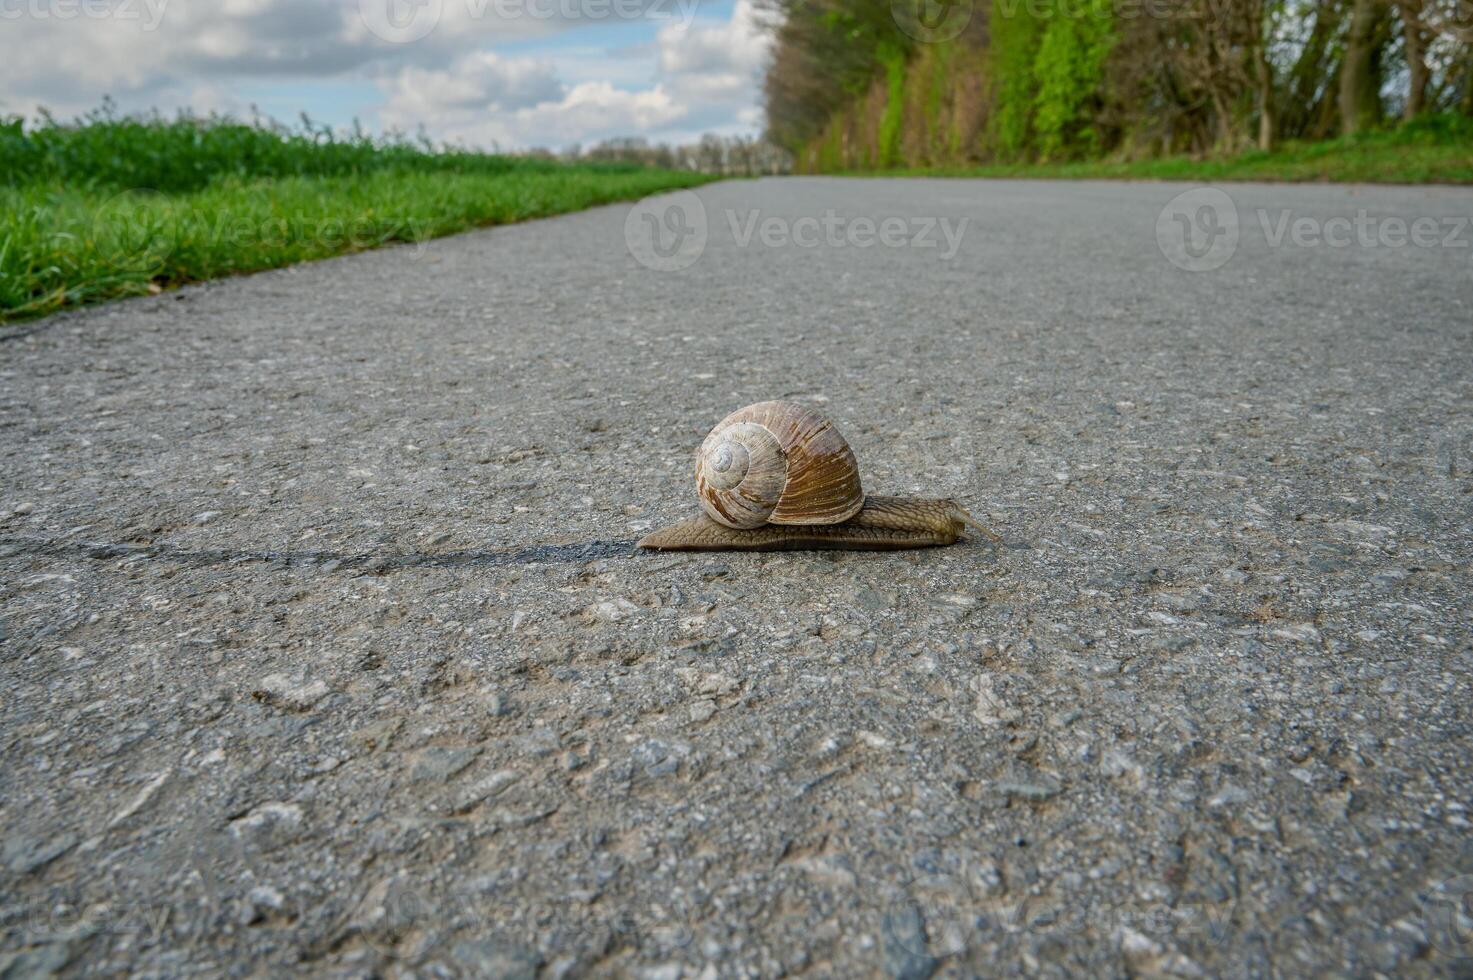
[989,0,1045,158]
[812,109,847,172]
[987,0,1115,160]
[1388,112,1473,145]
[822,8,914,98]
[878,43,908,168]
[1030,0,1114,159]
[781,0,1473,170]
[922,44,955,162]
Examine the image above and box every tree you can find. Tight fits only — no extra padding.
[1030,0,1116,160]
[1398,0,1431,117]
[1416,0,1473,114]
[1248,0,1284,149]
[1340,0,1388,134]
[1277,0,1347,141]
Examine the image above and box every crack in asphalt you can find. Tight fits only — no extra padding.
[0,320,63,343]
[0,535,640,571]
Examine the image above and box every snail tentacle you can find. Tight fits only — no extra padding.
[947,503,1003,543]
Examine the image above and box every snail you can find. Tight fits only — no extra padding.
[637,400,998,552]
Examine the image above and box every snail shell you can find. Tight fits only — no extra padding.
[694,401,865,529]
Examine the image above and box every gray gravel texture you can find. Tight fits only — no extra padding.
[2,177,1472,978]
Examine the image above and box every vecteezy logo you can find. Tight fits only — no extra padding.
[359,0,443,43]
[90,188,175,271]
[1425,874,1473,958]
[892,0,973,43]
[624,190,708,272]
[1156,187,1239,272]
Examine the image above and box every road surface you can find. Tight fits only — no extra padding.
[3,178,1472,977]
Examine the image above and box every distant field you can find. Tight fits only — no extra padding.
[1,109,714,323]
[847,119,1473,186]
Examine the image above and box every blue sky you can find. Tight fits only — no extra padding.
[1,0,770,150]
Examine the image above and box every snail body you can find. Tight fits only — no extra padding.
[639,400,996,552]
[638,495,983,552]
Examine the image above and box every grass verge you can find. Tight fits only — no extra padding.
[1,169,714,323]
[1,107,715,324]
[836,122,1473,185]
[1,168,713,323]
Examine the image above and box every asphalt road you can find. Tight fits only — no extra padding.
[3,177,1472,978]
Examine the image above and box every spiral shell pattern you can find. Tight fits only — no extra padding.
[694,401,865,529]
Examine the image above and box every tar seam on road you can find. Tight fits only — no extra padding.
[0,318,67,343]
[0,535,640,571]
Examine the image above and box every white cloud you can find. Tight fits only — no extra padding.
[380,63,683,148]
[651,0,771,131]
[0,0,772,148]
[385,52,566,115]
[377,0,770,148]
[2,1,358,116]
[657,0,767,93]
[0,0,582,117]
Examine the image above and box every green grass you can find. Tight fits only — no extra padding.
[1,107,714,323]
[2,169,713,321]
[837,117,1473,184]
[1,103,628,192]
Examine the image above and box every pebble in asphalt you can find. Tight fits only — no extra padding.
[2,177,1472,976]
